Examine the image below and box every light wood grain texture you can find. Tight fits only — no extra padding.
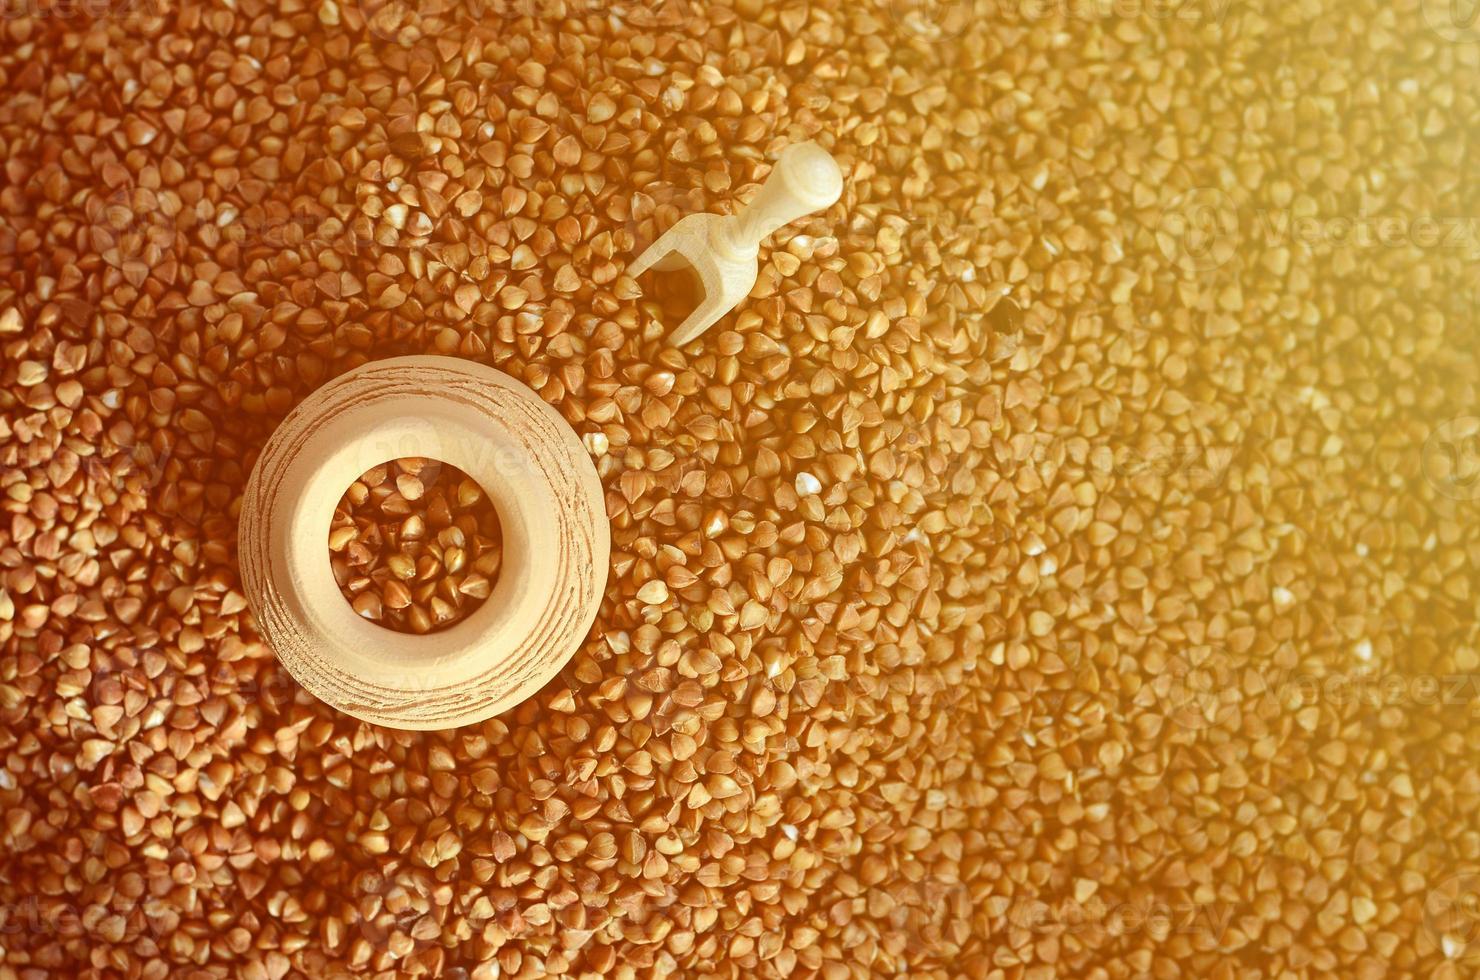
[239,355,609,730]
[630,141,844,346]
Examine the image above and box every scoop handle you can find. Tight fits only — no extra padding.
[722,142,843,253]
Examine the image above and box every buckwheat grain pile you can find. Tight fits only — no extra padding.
[0,0,1477,976]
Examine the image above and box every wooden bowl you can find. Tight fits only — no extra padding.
[238,355,609,730]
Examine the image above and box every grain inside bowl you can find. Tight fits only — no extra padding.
[329,457,503,634]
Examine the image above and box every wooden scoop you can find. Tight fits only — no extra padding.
[630,141,844,346]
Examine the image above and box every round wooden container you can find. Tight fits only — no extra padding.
[238,355,609,730]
